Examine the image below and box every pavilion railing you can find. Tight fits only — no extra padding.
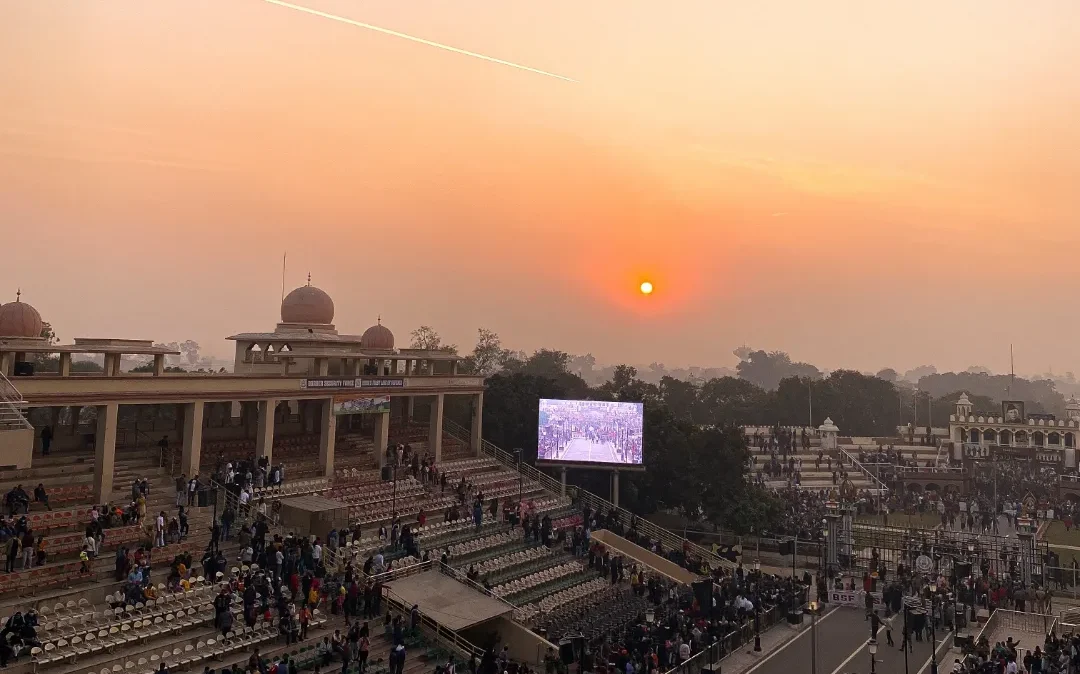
[442,418,737,572]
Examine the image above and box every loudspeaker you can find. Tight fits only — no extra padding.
[12,361,33,376]
[692,580,712,608]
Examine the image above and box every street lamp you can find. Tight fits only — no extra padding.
[808,602,818,674]
[868,638,878,674]
[645,609,654,625]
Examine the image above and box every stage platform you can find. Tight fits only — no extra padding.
[387,569,513,630]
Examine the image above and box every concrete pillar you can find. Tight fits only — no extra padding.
[153,354,165,376]
[318,399,336,478]
[374,411,389,469]
[611,471,619,508]
[180,401,204,476]
[428,393,444,461]
[230,401,242,419]
[93,403,119,503]
[0,353,12,377]
[451,361,459,375]
[103,353,120,376]
[315,358,329,376]
[58,353,72,376]
[560,467,567,497]
[70,406,82,435]
[257,398,276,463]
[471,392,484,457]
[406,397,415,422]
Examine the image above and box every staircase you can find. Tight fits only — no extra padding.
[0,370,32,431]
[0,371,34,469]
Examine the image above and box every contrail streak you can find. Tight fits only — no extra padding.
[262,0,577,83]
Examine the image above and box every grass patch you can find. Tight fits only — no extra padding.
[1043,520,1080,549]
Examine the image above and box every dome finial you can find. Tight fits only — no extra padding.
[306,273,311,286]
[377,314,381,325]
[15,288,21,302]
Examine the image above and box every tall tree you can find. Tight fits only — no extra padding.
[409,326,458,354]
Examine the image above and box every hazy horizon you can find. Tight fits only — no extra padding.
[3,1,1079,375]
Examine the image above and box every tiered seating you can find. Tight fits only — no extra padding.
[465,545,552,579]
[512,577,609,624]
[538,587,649,642]
[251,477,330,499]
[1,525,143,563]
[26,579,328,674]
[491,562,587,601]
[447,529,522,559]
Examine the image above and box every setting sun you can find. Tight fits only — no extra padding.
[639,281,654,295]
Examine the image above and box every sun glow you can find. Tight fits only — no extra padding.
[639,281,654,295]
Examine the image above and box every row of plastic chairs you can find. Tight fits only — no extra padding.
[491,562,584,598]
[514,577,609,624]
[448,529,521,558]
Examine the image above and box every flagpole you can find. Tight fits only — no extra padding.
[281,252,287,304]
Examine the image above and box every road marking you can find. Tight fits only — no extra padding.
[826,618,888,674]
[915,632,955,674]
[741,607,839,674]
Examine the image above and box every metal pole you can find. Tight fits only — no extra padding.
[810,609,817,674]
[808,379,813,428]
[903,606,910,674]
[392,463,398,519]
[930,596,938,674]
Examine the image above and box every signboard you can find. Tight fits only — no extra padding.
[828,590,885,611]
[358,378,405,388]
[1002,400,1026,424]
[300,377,407,390]
[333,395,390,415]
[301,377,359,390]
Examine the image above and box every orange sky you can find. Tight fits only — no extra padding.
[2,1,1079,374]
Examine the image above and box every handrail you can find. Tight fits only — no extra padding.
[379,579,485,661]
[442,418,737,572]
[0,370,33,431]
[435,560,521,611]
[838,448,889,494]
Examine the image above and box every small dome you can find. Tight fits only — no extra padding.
[361,320,395,350]
[280,278,334,325]
[0,291,43,339]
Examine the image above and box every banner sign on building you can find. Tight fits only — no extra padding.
[358,378,405,388]
[332,395,391,415]
[301,377,358,389]
[301,377,407,389]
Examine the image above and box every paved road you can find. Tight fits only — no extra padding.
[557,438,627,464]
[750,607,954,674]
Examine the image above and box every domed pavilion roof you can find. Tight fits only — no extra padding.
[0,290,43,339]
[360,319,395,350]
[280,275,335,325]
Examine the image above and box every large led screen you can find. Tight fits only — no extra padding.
[537,398,643,466]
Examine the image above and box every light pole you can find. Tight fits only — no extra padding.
[513,448,523,517]
[391,462,398,520]
[868,638,877,674]
[902,605,910,674]
[809,602,818,674]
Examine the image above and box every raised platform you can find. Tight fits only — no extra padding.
[386,569,513,630]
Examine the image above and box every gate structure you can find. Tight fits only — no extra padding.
[849,522,1047,582]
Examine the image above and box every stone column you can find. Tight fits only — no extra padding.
[374,411,389,469]
[0,352,14,376]
[471,392,484,457]
[58,353,72,376]
[257,399,276,463]
[94,403,119,502]
[611,470,620,508]
[103,353,121,376]
[318,399,336,477]
[315,358,329,376]
[428,393,444,462]
[230,401,243,420]
[70,406,82,435]
[560,467,567,497]
[406,397,415,422]
[180,401,205,476]
[153,354,165,376]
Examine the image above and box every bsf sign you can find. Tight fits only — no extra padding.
[829,591,860,607]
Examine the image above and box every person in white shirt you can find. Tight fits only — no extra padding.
[313,542,322,564]
[678,641,691,663]
[155,512,166,547]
